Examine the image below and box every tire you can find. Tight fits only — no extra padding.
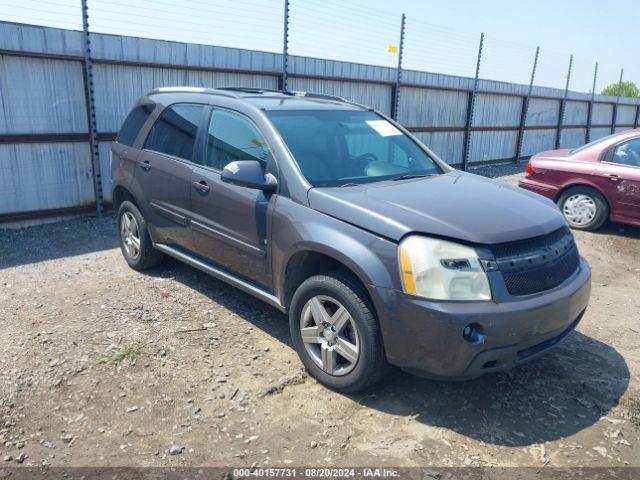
[117,200,164,270]
[289,272,388,393]
[557,186,609,231]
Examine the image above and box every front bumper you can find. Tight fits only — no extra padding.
[371,257,591,379]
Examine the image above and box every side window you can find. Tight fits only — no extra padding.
[116,104,154,146]
[144,104,204,161]
[611,138,640,168]
[202,109,270,171]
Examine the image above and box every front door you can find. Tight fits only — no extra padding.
[135,103,206,248]
[190,108,275,288]
[595,137,640,222]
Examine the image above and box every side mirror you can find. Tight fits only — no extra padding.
[221,160,277,191]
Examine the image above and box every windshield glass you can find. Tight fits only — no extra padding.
[267,110,442,187]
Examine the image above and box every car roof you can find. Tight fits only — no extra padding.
[147,86,368,111]
[572,128,640,154]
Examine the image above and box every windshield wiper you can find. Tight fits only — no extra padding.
[338,182,359,188]
[392,174,432,181]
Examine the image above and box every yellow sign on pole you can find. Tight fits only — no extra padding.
[388,44,398,53]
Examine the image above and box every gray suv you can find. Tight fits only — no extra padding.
[110,87,591,392]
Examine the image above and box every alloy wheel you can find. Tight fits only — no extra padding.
[300,295,360,376]
[120,211,141,260]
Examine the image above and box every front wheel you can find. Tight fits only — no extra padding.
[289,273,388,393]
[557,186,609,231]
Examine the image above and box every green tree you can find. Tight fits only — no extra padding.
[601,81,640,98]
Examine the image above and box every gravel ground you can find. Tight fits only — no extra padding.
[0,171,639,470]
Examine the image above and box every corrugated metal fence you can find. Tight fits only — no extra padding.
[1,20,639,222]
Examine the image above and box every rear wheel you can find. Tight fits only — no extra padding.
[117,200,164,270]
[557,186,608,231]
[289,273,388,393]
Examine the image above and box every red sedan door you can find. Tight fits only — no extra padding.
[594,137,640,223]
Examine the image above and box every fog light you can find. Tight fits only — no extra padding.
[463,323,486,345]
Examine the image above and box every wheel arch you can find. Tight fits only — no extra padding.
[281,248,375,310]
[555,182,611,211]
[112,184,141,212]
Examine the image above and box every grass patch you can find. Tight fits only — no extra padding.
[99,343,139,365]
[0,246,13,256]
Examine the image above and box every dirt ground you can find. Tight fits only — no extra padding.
[1,172,639,470]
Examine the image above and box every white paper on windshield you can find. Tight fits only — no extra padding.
[366,120,402,137]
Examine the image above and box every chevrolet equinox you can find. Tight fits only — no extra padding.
[110,87,591,392]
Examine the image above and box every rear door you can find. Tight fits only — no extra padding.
[136,103,206,248]
[595,137,640,221]
[111,103,155,193]
[189,107,275,288]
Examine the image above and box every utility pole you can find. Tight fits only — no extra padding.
[515,46,540,162]
[586,62,598,143]
[391,13,406,121]
[462,32,484,170]
[555,54,573,150]
[281,0,290,91]
[611,68,624,134]
[80,0,103,216]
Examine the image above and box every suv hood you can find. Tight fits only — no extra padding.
[308,171,565,244]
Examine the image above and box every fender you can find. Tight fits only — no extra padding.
[555,180,606,201]
[270,196,400,304]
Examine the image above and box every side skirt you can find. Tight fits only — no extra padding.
[153,243,286,313]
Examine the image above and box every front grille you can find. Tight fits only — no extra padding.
[490,226,570,258]
[489,227,580,296]
[502,247,579,296]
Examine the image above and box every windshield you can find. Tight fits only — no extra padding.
[267,110,442,187]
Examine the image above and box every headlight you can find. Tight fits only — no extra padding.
[398,235,491,301]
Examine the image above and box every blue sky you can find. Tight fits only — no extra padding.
[0,0,637,94]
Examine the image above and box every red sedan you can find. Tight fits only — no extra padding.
[519,129,640,231]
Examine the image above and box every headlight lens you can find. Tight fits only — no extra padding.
[398,235,491,301]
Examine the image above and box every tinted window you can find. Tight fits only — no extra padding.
[144,104,204,161]
[116,104,154,146]
[267,110,441,187]
[202,110,270,170]
[611,138,640,167]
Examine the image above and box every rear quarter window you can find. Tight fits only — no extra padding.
[116,104,155,147]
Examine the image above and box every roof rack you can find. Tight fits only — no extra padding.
[291,91,345,102]
[292,91,371,110]
[147,86,371,110]
[148,86,238,98]
[218,87,354,105]
[217,87,294,95]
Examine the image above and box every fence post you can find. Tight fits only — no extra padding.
[634,104,640,129]
[462,32,484,171]
[515,46,539,163]
[391,13,406,121]
[611,68,624,134]
[280,0,290,91]
[586,62,598,143]
[80,0,103,216]
[555,54,573,150]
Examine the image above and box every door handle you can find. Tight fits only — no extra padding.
[192,180,210,193]
[602,173,621,181]
[139,160,151,171]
